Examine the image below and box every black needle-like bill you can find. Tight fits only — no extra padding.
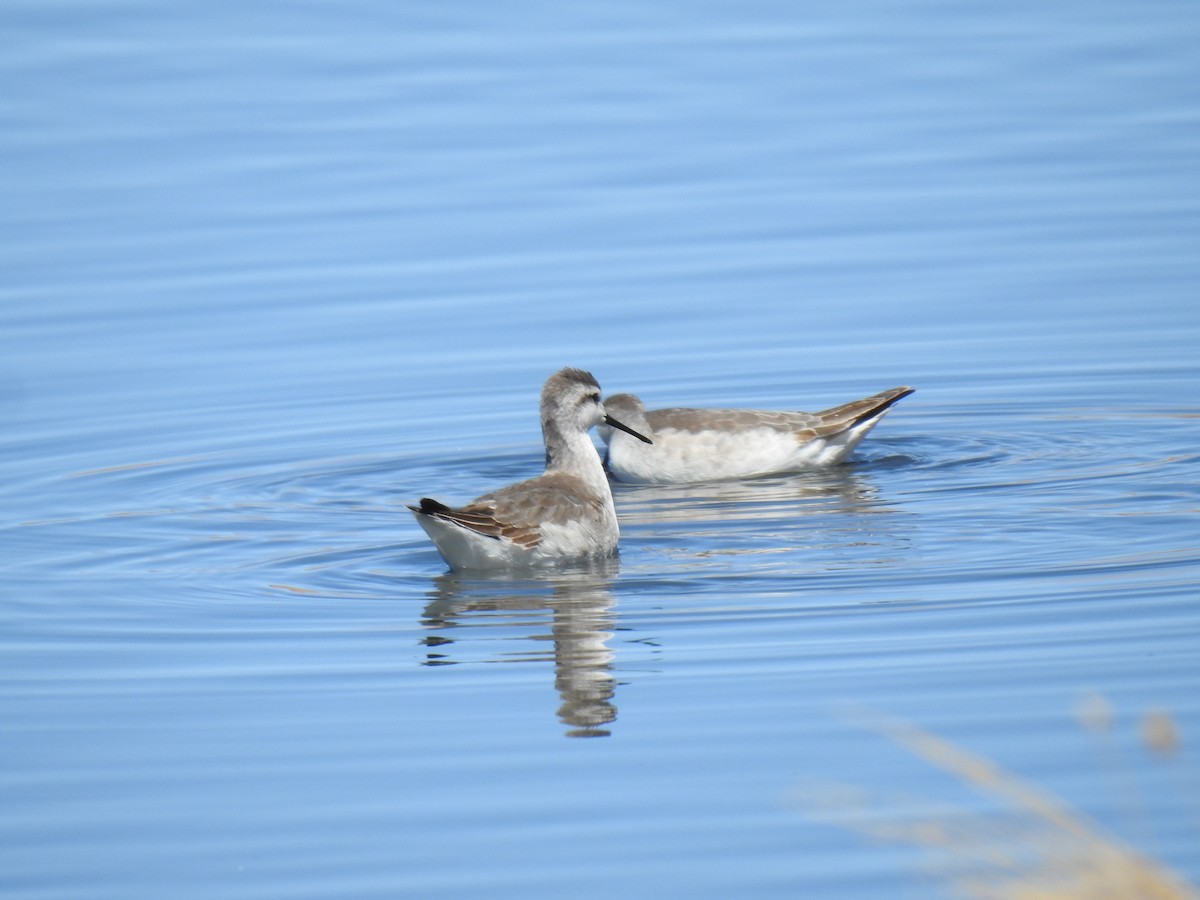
[604,414,652,444]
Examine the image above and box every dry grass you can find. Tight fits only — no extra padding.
[793,709,1197,900]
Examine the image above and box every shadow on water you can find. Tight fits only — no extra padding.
[418,558,622,738]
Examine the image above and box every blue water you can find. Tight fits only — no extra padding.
[3,1,1199,897]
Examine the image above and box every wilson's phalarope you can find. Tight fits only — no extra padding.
[410,367,652,570]
[599,385,913,484]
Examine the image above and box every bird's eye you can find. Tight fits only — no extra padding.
[589,392,601,404]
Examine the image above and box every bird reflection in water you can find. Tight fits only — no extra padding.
[612,463,914,569]
[613,463,903,526]
[419,557,621,738]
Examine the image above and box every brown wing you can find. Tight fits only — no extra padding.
[409,471,603,550]
[409,497,541,548]
[811,386,914,431]
[641,386,913,441]
[643,407,821,434]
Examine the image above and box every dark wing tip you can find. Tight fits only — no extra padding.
[410,498,520,545]
[877,385,916,408]
[848,386,915,426]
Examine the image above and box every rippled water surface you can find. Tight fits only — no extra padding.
[3,1,1199,897]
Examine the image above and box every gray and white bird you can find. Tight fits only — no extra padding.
[599,385,913,484]
[410,367,651,569]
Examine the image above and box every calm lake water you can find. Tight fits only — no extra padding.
[3,1,1199,897]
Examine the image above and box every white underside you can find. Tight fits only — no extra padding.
[412,509,619,571]
[604,413,890,484]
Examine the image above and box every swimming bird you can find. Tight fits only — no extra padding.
[409,367,652,570]
[599,385,914,484]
